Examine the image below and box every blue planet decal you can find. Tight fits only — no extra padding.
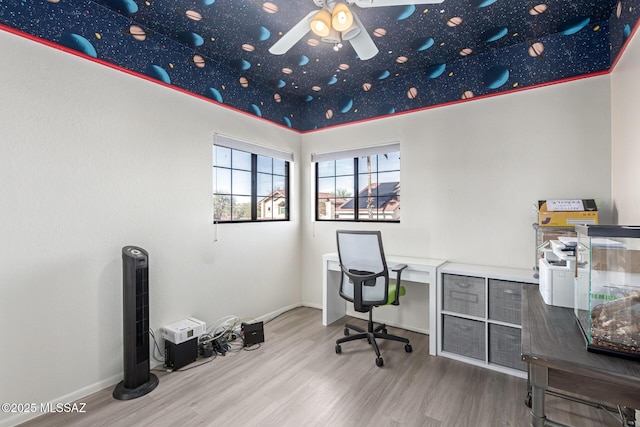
[378,104,396,115]
[327,75,338,85]
[391,5,415,21]
[482,26,508,42]
[105,0,138,14]
[624,24,631,38]
[305,95,314,102]
[145,64,171,84]
[205,87,223,103]
[473,0,498,8]
[558,17,590,35]
[410,37,434,51]
[484,65,509,89]
[371,70,390,80]
[230,59,251,71]
[270,79,286,89]
[178,31,204,47]
[59,33,97,58]
[338,96,353,113]
[249,104,262,117]
[425,63,446,78]
[294,54,309,66]
[246,25,270,41]
[282,117,292,128]
[201,0,215,5]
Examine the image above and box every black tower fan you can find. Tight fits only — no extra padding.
[113,246,159,400]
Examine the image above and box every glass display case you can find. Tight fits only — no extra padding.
[574,225,640,360]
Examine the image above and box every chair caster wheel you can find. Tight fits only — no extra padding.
[381,328,388,334]
[524,392,532,408]
[376,357,384,367]
[343,328,349,336]
[405,344,412,353]
[335,344,342,354]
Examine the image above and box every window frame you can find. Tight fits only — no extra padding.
[313,145,400,223]
[213,136,291,224]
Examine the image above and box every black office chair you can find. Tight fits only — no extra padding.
[334,230,412,367]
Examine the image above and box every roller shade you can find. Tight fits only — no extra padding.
[311,142,400,163]
[214,133,294,162]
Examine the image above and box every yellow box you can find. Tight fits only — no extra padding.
[538,200,598,227]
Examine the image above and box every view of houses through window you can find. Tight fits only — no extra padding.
[316,150,400,222]
[213,145,289,222]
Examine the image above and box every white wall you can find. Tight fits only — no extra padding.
[0,30,301,426]
[611,30,640,224]
[300,76,613,331]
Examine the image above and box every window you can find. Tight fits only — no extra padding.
[213,135,291,223]
[313,144,400,222]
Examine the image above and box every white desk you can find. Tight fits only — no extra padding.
[322,252,446,356]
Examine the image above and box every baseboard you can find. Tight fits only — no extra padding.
[301,302,322,310]
[257,303,304,323]
[0,373,123,427]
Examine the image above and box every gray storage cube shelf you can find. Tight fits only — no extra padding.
[438,263,538,378]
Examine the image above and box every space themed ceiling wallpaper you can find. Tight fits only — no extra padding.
[0,0,638,132]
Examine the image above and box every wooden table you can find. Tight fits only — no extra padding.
[521,284,640,427]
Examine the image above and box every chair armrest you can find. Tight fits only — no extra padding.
[390,264,408,305]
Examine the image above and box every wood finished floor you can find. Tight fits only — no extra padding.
[20,307,624,427]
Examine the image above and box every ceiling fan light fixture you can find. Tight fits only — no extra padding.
[321,27,341,44]
[310,9,332,37]
[331,3,353,32]
[340,21,361,40]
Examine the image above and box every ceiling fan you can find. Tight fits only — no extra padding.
[269,0,445,60]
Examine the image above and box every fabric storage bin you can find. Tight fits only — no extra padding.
[488,279,522,325]
[442,314,485,361]
[443,274,486,317]
[489,323,525,371]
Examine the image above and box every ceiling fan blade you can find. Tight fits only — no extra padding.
[349,11,378,60]
[269,11,317,55]
[350,0,445,7]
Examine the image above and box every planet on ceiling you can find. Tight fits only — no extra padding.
[483,65,509,89]
[230,59,251,71]
[105,0,138,14]
[145,64,171,84]
[249,104,262,117]
[473,0,498,7]
[624,24,631,38]
[178,31,204,47]
[558,17,590,35]
[338,96,353,113]
[378,104,396,115]
[481,26,508,42]
[371,70,390,80]
[270,79,286,89]
[282,117,292,128]
[391,5,415,21]
[425,63,446,78]
[327,75,338,85]
[204,87,223,103]
[291,54,309,66]
[246,25,270,41]
[201,0,215,5]
[59,33,97,58]
[410,37,434,51]
[305,95,314,102]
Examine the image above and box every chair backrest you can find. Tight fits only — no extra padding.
[336,230,389,312]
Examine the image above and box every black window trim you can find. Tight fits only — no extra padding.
[213,134,292,224]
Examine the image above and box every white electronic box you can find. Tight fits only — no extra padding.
[160,318,206,344]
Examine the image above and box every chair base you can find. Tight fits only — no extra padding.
[335,311,412,367]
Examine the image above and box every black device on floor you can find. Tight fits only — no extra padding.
[242,321,265,347]
[165,338,198,370]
